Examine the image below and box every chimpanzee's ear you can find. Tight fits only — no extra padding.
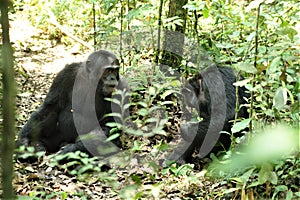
[85,60,92,73]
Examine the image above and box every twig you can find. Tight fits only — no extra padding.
[156,0,163,64]
[47,10,93,51]
[93,2,97,50]
[119,1,124,70]
[249,3,262,132]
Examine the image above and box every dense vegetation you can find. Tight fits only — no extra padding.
[1,0,299,199]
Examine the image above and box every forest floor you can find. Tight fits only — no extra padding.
[12,12,231,199]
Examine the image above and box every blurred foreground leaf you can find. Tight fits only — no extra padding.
[209,124,299,176]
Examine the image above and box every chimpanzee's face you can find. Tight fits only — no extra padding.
[101,66,120,96]
[182,77,207,110]
[86,50,120,97]
[182,85,198,109]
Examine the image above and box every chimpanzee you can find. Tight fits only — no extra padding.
[17,50,128,157]
[166,66,249,164]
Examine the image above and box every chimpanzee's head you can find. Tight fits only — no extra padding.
[182,73,205,107]
[85,50,120,96]
[182,73,210,118]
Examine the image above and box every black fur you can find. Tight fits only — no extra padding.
[17,50,128,156]
[166,66,249,164]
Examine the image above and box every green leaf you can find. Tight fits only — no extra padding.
[78,164,93,174]
[231,119,251,133]
[105,97,121,105]
[123,103,131,110]
[233,78,252,87]
[246,31,256,42]
[149,86,156,96]
[105,122,122,128]
[272,185,288,199]
[137,102,147,108]
[269,171,278,185]
[267,57,281,74]
[175,164,193,176]
[149,105,161,112]
[236,63,258,74]
[247,181,260,188]
[273,87,287,110]
[202,5,210,18]
[169,80,181,87]
[152,127,166,135]
[145,117,158,123]
[132,141,142,151]
[216,43,234,49]
[161,168,169,175]
[137,108,148,116]
[239,168,255,184]
[278,27,297,40]
[126,128,144,136]
[161,90,175,99]
[106,133,120,142]
[154,143,169,151]
[286,190,293,200]
[105,113,122,119]
[258,164,277,185]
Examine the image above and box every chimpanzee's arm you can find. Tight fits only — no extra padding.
[166,119,210,164]
[17,104,59,151]
[167,117,232,165]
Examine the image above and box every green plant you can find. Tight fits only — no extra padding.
[208,125,299,199]
[47,151,102,175]
[15,146,46,161]
[162,163,194,177]
[106,66,181,148]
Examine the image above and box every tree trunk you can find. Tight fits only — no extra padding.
[1,0,16,198]
[160,0,188,72]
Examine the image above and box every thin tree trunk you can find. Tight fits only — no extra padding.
[119,1,124,69]
[160,0,188,72]
[93,2,97,50]
[1,0,16,198]
[155,0,164,64]
[250,3,261,133]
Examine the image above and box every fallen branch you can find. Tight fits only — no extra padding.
[47,10,93,51]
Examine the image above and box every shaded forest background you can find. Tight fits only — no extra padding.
[0,0,299,199]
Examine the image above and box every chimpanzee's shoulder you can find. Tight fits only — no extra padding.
[53,62,82,80]
[60,62,82,73]
[216,65,234,73]
[64,62,82,69]
[215,66,236,78]
[44,62,83,105]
